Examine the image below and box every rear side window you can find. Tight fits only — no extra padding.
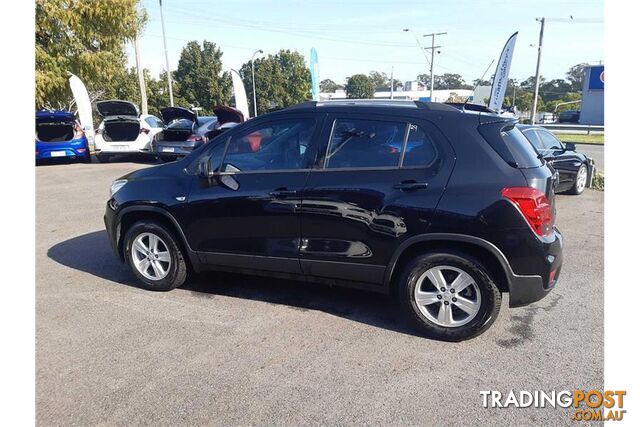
[325,119,405,168]
[479,123,542,168]
[402,124,437,167]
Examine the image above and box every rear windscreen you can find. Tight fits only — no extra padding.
[478,122,543,168]
[36,122,75,142]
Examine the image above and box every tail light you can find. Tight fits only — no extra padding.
[140,128,150,134]
[74,123,84,139]
[186,134,204,142]
[501,187,553,237]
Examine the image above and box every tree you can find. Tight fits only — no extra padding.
[539,79,573,102]
[320,79,343,93]
[35,0,145,109]
[566,63,588,91]
[173,40,232,113]
[472,78,491,87]
[345,74,374,99]
[434,73,471,90]
[368,71,390,91]
[239,49,311,115]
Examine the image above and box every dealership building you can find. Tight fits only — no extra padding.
[580,64,604,125]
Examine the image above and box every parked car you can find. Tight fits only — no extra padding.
[518,124,595,195]
[105,100,562,341]
[557,110,580,123]
[94,100,164,162]
[153,106,244,162]
[537,112,555,124]
[35,109,91,163]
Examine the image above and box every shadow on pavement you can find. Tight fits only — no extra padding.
[48,230,418,337]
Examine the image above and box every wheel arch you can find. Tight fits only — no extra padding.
[116,206,200,271]
[384,234,514,296]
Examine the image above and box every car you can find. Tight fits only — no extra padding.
[518,124,595,195]
[93,100,164,162]
[35,109,91,163]
[104,100,563,341]
[557,110,580,123]
[153,106,244,162]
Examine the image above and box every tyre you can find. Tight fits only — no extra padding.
[398,251,501,341]
[123,220,188,291]
[96,153,111,163]
[568,163,588,195]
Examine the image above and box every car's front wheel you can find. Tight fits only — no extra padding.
[399,251,501,341]
[123,221,188,291]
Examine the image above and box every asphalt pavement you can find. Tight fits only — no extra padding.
[577,144,604,174]
[36,158,604,425]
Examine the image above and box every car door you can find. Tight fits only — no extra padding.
[535,129,577,191]
[183,114,325,274]
[298,113,455,287]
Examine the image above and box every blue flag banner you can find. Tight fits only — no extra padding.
[310,48,320,101]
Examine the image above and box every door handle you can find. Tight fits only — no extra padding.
[270,188,297,198]
[393,181,429,191]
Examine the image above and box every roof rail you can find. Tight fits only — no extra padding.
[445,102,497,114]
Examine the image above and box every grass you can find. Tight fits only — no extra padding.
[555,133,604,145]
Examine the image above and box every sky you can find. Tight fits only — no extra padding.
[126,0,604,87]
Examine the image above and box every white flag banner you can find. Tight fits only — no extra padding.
[68,74,95,148]
[488,32,518,111]
[230,69,250,120]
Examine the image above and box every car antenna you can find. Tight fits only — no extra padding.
[462,59,495,112]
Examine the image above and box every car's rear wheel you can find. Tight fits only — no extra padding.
[568,163,588,195]
[96,154,111,163]
[123,221,188,291]
[81,152,92,163]
[398,251,501,341]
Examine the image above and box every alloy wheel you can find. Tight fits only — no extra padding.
[414,265,481,327]
[131,232,172,281]
[576,164,588,193]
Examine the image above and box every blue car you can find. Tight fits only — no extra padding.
[36,110,91,163]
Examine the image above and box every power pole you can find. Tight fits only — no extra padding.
[159,0,174,107]
[390,66,394,99]
[423,32,446,102]
[531,17,545,124]
[251,49,263,118]
[133,35,148,115]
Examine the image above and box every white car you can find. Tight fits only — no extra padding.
[94,100,164,162]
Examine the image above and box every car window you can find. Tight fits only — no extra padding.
[521,129,544,150]
[144,116,157,127]
[221,118,316,172]
[402,124,438,167]
[325,118,406,169]
[536,130,563,150]
[154,116,165,127]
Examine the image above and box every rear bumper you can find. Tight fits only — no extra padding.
[153,142,198,157]
[508,227,563,307]
[95,134,152,154]
[36,137,89,160]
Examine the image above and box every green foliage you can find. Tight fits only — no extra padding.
[173,41,232,113]
[35,0,145,109]
[240,49,311,115]
[345,74,374,99]
[592,171,604,191]
[320,79,343,93]
[566,63,588,92]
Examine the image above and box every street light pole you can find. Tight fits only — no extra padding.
[159,0,174,107]
[251,49,263,118]
[531,17,545,124]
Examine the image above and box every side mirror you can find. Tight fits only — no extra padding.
[565,142,576,152]
[197,157,214,178]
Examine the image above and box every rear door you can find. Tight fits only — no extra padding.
[298,113,455,286]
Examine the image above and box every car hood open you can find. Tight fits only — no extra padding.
[96,100,139,117]
[213,105,244,124]
[160,107,197,124]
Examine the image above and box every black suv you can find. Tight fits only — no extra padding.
[105,100,562,341]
